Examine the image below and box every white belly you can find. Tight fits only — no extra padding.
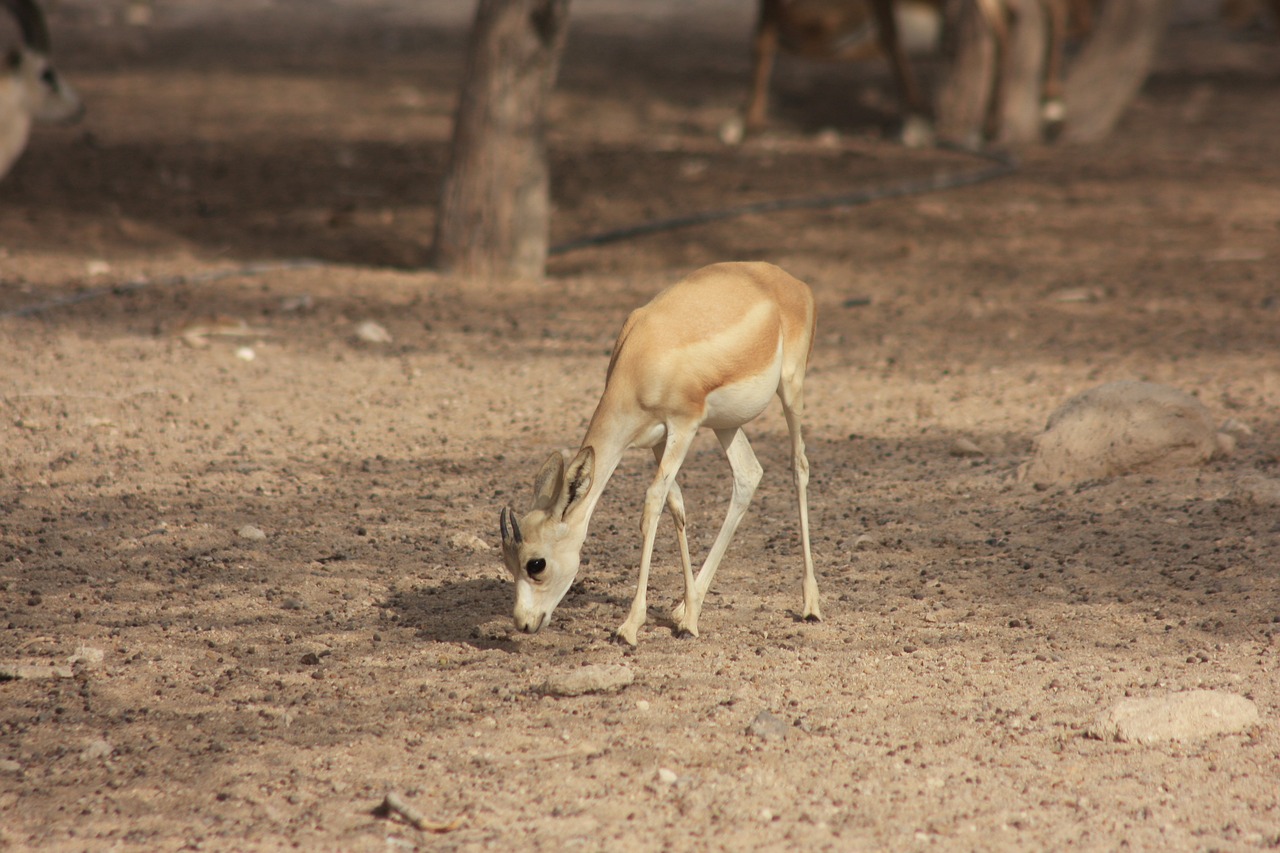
[701,345,782,430]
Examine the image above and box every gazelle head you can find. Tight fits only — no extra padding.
[499,447,594,634]
[4,0,82,123]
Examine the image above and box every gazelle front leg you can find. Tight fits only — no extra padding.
[616,426,697,647]
[671,427,764,636]
[652,445,697,634]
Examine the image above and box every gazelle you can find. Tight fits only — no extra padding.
[499,262,820,646]
[0,0,83,180]
[740,0,1090,145]
[742,0,944,144]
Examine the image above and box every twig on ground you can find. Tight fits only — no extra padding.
[374,792,466,833]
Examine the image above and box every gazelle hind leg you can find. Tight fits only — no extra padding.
[781,381,821,621]
[671,427,763,637]
[616,426,696,647]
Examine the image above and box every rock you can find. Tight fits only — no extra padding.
[81,739,114,762]
[237,524,267,541]
[354,320,392,344]
[853,533,878,551]
[447,532,491,553]
[1087,690,1259,744]
[540,664,634,697]
[1228,474,1280,506]
[1018,381,1232,486]
[655,767,678,786]
[0,664,74,680]
[950,437,985,458]
[746,709,789,741]
[68,646,105,667]
[718,115,745,146]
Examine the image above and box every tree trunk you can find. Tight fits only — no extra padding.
[1062,0,1171,143]
[432,0,571,280]
[934,0,999,149]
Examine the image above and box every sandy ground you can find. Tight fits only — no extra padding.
[1,0,1279,849]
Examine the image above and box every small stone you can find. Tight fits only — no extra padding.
[68,646,105,667]
[853,533,878,551]
[655,767,678,786]
[540,664,634,697]
[81,739,114,761]
[747,709,789,741]
[235,346,256,362]
[280,294,314,313]
[1087,690,1259,744]
[1229,475,1280,506]
[354,320,392,344]
[718,115,745,146]
[447,532,491,552]
[635,700,651,712]
[950,437,985,457]
[237,524,267,541]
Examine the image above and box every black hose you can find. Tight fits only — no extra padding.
[550,146,1017,256]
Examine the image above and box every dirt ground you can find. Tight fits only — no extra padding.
[2,0,1279,849]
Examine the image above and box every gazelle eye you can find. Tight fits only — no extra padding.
[525,558,546,578]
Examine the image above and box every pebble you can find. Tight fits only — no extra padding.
[1229,475,1280,506]
[447,532,491,552]
[1087,690,1259,744]
[354,320,392,344]
[950,437,985,458]
[68,646,105,667]
[540,664,634,697]
[853,533,878,551]
[237,524,267,541]
[655,768,677,786]
[81,739,114,761]
[747,709,789,741]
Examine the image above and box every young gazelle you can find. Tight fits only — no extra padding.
[499,262,820,646]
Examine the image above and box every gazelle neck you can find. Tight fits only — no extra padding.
[569,400,654,536]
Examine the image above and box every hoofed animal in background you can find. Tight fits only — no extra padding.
[0,0,82,180]
[738,0,1092,146]
[741,0,943,143]
[499,262,820,647]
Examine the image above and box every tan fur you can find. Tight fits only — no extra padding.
[499,262,821,645]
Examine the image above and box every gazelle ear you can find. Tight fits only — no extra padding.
[557,447,594,520]
[532,452,565,511]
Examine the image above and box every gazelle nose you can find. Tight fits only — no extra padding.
[514,612,547,634]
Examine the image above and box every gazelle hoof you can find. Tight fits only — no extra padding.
[612,625,640,648]
[674,620,699,639]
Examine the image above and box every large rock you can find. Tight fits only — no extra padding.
[1018,381,1234,486]
[1087,690,1260,744]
